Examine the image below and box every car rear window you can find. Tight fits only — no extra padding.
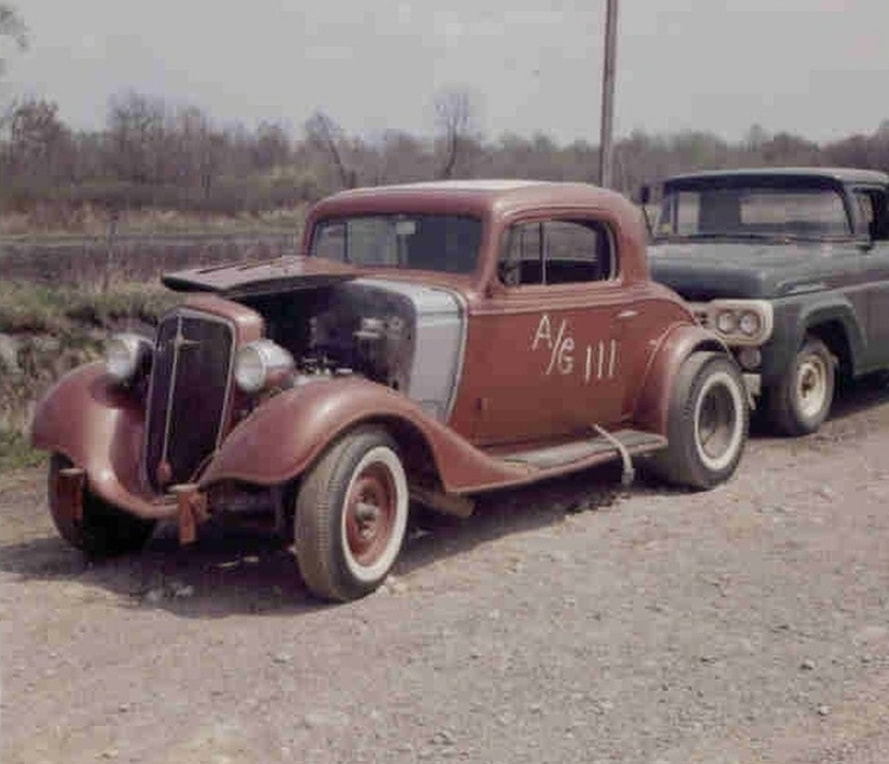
[310,214,481,274]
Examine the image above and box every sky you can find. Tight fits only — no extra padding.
[3,0,889,145]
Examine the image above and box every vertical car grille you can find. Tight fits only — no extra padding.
[145,311,234,492]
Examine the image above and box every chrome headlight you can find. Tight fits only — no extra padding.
[234,339,295,394]
[105,333,153,384]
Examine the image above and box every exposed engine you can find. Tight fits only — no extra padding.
[241,278,466,421]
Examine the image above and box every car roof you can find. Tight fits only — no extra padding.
[663,167,889,186]
[303,179,652,288]
[312,180,633,219]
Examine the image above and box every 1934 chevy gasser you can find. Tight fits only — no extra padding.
[32,181,748,601]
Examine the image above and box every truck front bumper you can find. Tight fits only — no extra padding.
[742,372,761,400]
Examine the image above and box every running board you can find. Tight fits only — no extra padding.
[499,429,667,477]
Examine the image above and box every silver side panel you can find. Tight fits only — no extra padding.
[347,278,466,421]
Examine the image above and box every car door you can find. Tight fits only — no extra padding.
[459,214,634,447]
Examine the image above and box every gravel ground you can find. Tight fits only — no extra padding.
[2,380,889,764]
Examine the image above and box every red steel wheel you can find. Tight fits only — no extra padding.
[295,428,408,602]
[343,461,399,572]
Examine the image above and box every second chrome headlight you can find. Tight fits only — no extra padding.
[233,339,295,394]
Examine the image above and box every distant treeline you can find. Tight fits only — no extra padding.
[4,90,889,218]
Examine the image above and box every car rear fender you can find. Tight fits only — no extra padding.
[633,323,729,435]
[198,376,528,494]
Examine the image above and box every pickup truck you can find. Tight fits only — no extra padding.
[644,168,889,435]
[32,180,748,601]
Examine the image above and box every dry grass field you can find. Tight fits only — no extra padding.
[0,225,300,466]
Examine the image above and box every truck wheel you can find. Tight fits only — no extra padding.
[294,428,408,602]
[768,335,835,436]
[651,352,748,490]
[48,454,157,558]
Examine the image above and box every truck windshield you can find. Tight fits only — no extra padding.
[310,214,481,274]
[655,186,851,240]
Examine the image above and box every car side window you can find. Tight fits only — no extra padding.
[313,220,347,261]
[499,219,614,286]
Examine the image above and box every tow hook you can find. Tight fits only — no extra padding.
[171,484,209,545]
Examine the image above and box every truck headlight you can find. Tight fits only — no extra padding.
[738,311,761,337]
[689,300,774,346]
[234,339,295,394]
[105,333,153,384]
[715,311,737,334]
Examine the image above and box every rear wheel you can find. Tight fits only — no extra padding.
[48,454,157,558]
[651,352,748,489]
[294,428,408,602]
[768,335,835,436]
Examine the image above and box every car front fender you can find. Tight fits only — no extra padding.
[30,363,171,519]
[199,376,529,494]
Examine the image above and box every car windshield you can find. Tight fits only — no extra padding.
[654,185,851,241]
[310,214,482,274]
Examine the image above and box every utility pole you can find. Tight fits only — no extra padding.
[599,0,619,188]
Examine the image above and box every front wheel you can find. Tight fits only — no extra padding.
[294,428,409,602]
[651,352,748,490]
[48,454,157,558]
[767,335,835,436]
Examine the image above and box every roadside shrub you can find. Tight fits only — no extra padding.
[0,429,45,472]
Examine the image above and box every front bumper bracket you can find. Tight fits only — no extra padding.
[171,484,209,545]
[58,466,86,525]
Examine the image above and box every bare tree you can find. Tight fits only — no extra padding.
[434,87,477,179]
[106,91,167,190]
[168,105,227,203]
[4,98,71,180]
[375,129,434,184]
[253,121,291,171]
[305,111,355,189]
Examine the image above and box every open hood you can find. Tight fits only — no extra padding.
[162,256,362,298]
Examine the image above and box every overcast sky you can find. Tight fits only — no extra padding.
[4,1,889,144]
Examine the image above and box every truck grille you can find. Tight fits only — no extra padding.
[144,311,234,492]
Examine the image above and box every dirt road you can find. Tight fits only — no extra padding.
[3,381,889,764]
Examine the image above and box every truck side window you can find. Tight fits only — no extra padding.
[499,219,614,286]
[854,188,889,240]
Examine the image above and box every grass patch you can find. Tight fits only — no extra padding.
[0,429,46,472]
[0,280,180,333]
[1,205,306,239]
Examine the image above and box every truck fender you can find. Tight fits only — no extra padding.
[199,376,528,494]
[794,297,865,373]
[632,323,728,435]
[30,363,167,519]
